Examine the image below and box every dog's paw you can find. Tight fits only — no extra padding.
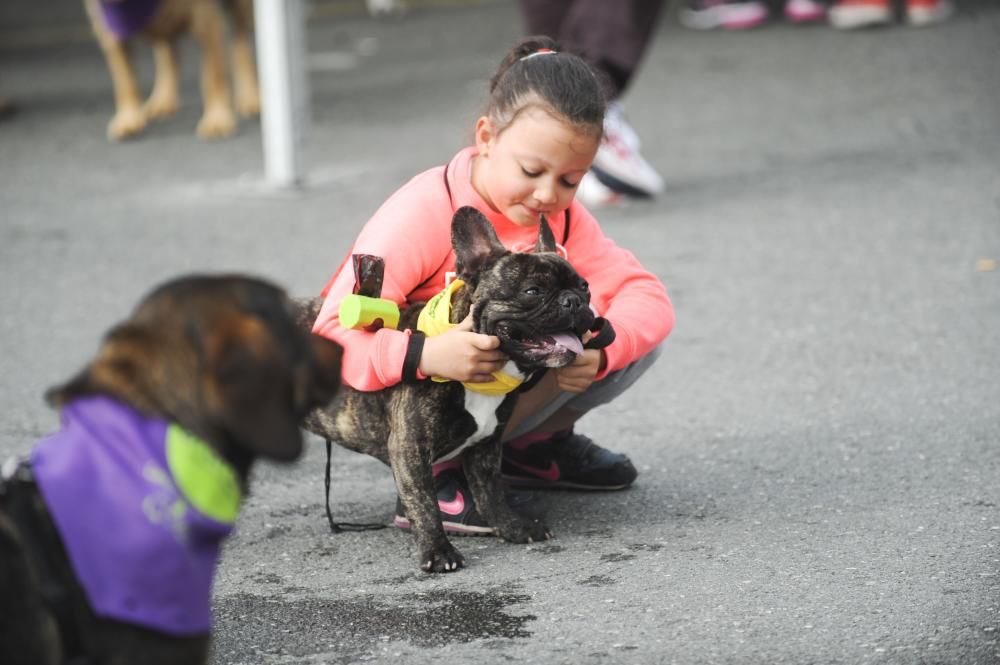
[144,91,179,120]
[107,106,147,141]
[497,519,552,544]
[196,105,237,140]
[420,543,465,573]
[235,85,260,117]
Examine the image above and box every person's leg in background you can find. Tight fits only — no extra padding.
[519,0,667,204]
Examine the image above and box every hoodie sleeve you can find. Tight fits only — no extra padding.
[564,203,674,380]
[312,168,454,391]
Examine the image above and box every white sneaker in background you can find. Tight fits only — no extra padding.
[592,102,664,197]
[906,0,953,26]
[575,171,623,209]
[679,0,770,30]
[366,0,405,17]
[828,0,892,29]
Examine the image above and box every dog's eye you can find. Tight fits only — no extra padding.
[523,286,541,296]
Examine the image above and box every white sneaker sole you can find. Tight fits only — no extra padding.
[679,3,768,30]
[828,5,892,28]
[575,171,623,208]
[907,2,953,26]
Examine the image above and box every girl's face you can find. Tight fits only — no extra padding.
[472,107,600,228]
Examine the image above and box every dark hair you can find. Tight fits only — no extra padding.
[487,36,606,139]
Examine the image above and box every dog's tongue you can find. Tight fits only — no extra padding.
[548,332,584,356]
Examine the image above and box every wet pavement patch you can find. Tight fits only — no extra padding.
[212,588,534,663]
[600,552,637,563]
[528,543,564,555]
[577,574,617,587]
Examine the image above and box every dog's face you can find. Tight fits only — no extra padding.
[452,207,594,370]
[46,275,343,465]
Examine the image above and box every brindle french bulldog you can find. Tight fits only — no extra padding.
[300,206,596,573]
[0,275,343,665]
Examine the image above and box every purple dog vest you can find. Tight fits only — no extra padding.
[31,396,239,636]
[99,0,164,40]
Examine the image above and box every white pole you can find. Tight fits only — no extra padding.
[253,0,310,188]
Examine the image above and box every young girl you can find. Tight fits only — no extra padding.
[313,36,674,532]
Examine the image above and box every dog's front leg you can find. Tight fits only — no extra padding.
[388,431,464,573]
[83,0,147,140]
[464,437,552,543]
[144,39,180,120]
[190,0,237,139]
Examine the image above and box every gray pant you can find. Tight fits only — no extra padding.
[504,343,663,441]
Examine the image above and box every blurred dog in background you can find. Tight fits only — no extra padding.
[0,275,342,665]
[83,0,260,140]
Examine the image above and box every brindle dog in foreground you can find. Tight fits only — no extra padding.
[300,207,597,573]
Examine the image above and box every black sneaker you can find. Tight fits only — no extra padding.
[393,467,494,536]
[502,430,638,491]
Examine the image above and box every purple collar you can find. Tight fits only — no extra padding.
[31,396,238,636]
[99,0,164,40]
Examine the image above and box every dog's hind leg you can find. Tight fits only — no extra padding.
[190,0,237,139]
[227,0,260,117]
[83,0,147,140]
[144,39,180,120]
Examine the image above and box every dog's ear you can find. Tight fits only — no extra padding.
[45,324,162,412]
[535,214,558,254]
[201,316,306,462]
[452,206,506,283]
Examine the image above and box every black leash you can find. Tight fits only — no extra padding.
[323,439,387,534]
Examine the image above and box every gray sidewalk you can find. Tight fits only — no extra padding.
[2,2,999,664]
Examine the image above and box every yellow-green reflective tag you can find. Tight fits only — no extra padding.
[165,425,241,524]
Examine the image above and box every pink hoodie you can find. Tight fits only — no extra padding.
[313,147,674,391]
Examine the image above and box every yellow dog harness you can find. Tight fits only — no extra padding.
[416,279,523,396]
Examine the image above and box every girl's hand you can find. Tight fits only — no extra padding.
[419,313,507,382]
[553,348,604,393]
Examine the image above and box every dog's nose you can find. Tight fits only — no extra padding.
[559,292,582,312]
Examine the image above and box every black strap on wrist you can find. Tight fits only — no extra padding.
[402,331,426,384]
[584,317,616,351]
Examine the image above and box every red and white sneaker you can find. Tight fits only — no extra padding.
[575,171,623,209]
[906,0,953,26]
[591,101,664,198]
[828,0,892,28]
[785,0,827,23]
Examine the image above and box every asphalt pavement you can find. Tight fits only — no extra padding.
[1,1,999,664]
